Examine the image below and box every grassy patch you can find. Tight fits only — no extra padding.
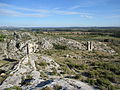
[53,43,68,50]
[21,75,33,86]
[0,60,8,67]
[40,72,48,79]
[38,61,48,66]
[54,84,62,90]
[0,34,6,42]
[5,86,22,90]
[41,86,54,90]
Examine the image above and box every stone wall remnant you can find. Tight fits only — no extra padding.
[88,41,93,51]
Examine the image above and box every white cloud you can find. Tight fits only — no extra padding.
[0,9,48,17]
[0,2,12,7]
[54,10,80,15]
[53,10,92,18]
[107,15,120,18]
[24,14,49,17]
[15,7,49,13]
[53,8,61,10]
[70,5,81,10]
[0,2,49,13]
[80,14,92,19]
[0,9,22,16]
[0,2,92,18]
[70,0,102,10]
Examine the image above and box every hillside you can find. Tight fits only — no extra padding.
[0,30,120,90]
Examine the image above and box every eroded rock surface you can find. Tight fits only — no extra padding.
[0,31,117,90]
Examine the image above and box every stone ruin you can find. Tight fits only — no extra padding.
[87,41,93,51]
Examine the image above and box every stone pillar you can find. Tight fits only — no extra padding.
[4,50,9,59]
[88,41,93,51]
[26,43,35,54]
[26,43,29,55]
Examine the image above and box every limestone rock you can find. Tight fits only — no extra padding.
[0,31,117,90]
[56,37,82,50]
[93,41,116,54]
[39,39,53,50]
[33,78,94,90]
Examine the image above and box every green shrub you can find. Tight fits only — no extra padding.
[26,75,33,80]
[78,64,88,70]
[74,74,82,80]
[12,86,22,90]
[53,43,68,50]
[92,61,120,75]
[67,62,88,70]
[50,68,58,75]
[0,77,5,84]
[38,61,47,66]
[0,34,6,38]
[67,62,78,69]
[54,84,62,90]
[41,86,54,90]
[98,71,117,83]
[21,75,33,86]
[5,86,22,90]
[99,85,120,90]
[96,78,111,87]
[61,65,74,74]
[86,78,97,85]
[87,70,99,78]
[5,88,12,90]
[0,34,6,42]
[40,72,48,79]
[86,78,114,89]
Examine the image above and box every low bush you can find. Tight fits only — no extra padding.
[67,63,88,70]
[61,65,74,74]
[86,78,97,86]
[38,61,47,66]
[12,86,22,90]
[40,72,48,79]
[41,86,54,90]
[53,43,68,50]
[50,68,58,75]
[26,75,33,80]
[74,74,83,80]
[21,75,33,86]
[86,78,115,90]
[54,84,62,90]
[5,86,22,90]
[96,78,111,87]
[0,34,6,42]
[92,61,120,75]
[0,77,5,85]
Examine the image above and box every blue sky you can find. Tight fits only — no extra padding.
[0,0,120,27]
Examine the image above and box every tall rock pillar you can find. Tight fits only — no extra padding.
[88,41,93,51]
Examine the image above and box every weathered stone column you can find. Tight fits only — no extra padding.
[26,43,29,55]
[26,43,37,70]
[87,41,93,51]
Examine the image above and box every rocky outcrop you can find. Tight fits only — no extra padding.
[0,31,117,89]
[0,53,41,89]
[39,39,53,50]
[92,41,115,54]
[54,37,82,50]
[26,78,94,90]
[0,51,94,90]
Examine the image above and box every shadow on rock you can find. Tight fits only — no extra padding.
[36,80,53,87]
[3,58,17,62]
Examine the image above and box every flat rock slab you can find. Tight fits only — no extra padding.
[33,78,95,90]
